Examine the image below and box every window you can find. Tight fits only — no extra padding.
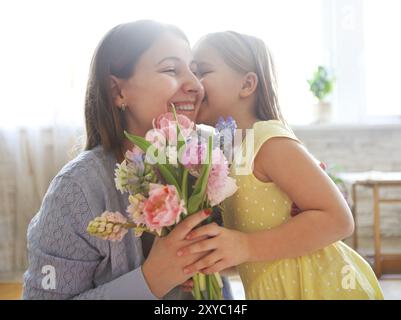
[364,0,401,117]
[1,0,398,128]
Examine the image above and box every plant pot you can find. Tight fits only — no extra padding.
[313,101,332,123]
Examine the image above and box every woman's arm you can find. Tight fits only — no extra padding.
[177,137,354,274]
[23,176,213,299]
[23,176,157,300]
[23,265,156,300]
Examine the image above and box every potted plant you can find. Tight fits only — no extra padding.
[307,65,335,123]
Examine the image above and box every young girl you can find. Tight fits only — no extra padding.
[178,31,383,299]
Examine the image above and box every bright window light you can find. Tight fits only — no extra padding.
[0,0,326,127]
[364,0,401,117]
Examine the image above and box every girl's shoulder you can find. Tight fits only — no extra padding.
[253,120,297,140]
[251,120,300,154]
[233,121,300,176]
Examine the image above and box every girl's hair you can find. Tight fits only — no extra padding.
[84,20,188,160]
[196,31,285,123]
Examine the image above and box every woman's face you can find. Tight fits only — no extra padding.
[194,43,244,125]
[119,32,204,135]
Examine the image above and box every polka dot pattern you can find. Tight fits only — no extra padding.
[223,120,384,300]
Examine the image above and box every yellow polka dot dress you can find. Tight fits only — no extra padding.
[222,120,383,299]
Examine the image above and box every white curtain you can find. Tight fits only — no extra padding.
[0,127,83,272]
[0,1,89,272]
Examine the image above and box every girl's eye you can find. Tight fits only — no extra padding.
[197,70,212,77]
[162,68,177,75]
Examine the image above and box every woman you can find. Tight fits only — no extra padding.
[23,20,228,299]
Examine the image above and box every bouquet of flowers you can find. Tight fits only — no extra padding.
[87,105,238,299]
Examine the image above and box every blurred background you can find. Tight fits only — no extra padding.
[0,0,400,299]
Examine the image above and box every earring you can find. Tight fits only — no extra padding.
[120,103,126,112]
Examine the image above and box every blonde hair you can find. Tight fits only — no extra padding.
[196,31,286,123]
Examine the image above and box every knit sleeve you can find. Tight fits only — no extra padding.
[22,176,157,300]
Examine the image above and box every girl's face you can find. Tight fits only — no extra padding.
[194,43,244,125]
[116,32,204,135]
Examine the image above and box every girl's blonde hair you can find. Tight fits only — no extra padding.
[197,31,286,123]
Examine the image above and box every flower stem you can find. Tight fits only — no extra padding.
[208,274,213,300]
[192,273,202,300]
[182,168,189,206]
[211,273,223,300]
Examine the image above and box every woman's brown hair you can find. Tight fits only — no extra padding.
[84,20,188,160]
[195,31,285,123]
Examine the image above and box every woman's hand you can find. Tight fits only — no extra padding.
[141,209,212,298]
[177,223,250,275]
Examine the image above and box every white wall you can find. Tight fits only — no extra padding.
[294,124,401,238]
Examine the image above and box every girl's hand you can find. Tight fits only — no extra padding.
[177,223,250,275]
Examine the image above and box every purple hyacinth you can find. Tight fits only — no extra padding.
[214,116,237,162]
[215,116,237,135]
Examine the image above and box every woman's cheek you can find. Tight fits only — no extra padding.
[160,75,181,93]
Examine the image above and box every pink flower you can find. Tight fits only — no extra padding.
[206,149,238,206]
[155,112,194,144]
[102,211,127,224]
[143,183,186,235]
[180,138,207,173]
[127,194,147,225]
[145,128,167,149]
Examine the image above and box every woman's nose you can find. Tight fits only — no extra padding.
[182,69,203,95]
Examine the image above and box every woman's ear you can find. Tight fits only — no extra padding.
[109,75,124,109]
[239,72,258,98]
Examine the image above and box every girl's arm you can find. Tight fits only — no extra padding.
[245,137,354,262]
[178,137,354,274]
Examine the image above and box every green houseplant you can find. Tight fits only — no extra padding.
[307,66,335,123]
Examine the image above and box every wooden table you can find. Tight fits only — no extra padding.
[338,171,401,278]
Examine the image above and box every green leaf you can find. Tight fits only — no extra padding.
[187,135,213,214]
[157,163,181,196]
[181,168,189,206]
[124,131,152,153]
[124,130,181,194]
[307,65,335,102]
[171,104,186,154]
